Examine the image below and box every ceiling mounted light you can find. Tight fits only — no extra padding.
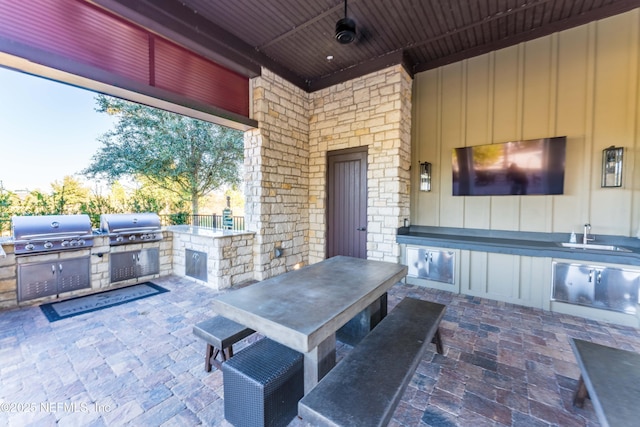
[335,0,356,44]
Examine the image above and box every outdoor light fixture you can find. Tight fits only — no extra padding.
[601,146,623,187]
[420,161,432,192]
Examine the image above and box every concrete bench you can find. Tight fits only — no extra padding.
[298,297,446,427]
[192,316,254,371]
[570,338,640,426]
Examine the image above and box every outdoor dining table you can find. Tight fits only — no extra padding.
[211,255,408,393]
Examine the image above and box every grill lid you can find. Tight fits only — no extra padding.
[12,214,93,241]
[12,214,94,255]
[100,213,161,234]
[100,213,162,245]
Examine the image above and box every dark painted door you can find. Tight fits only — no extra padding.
[327,147,367,259]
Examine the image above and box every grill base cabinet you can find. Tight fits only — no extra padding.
[111,248,160,283]
[18,256,91,302]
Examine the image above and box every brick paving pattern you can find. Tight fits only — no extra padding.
[1,276,638,426]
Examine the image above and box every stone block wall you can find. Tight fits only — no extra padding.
[308,65,413,263]
[171,229,255,290]
[0,243,16,308]
[245,68,310,280]
[246,65,412,271]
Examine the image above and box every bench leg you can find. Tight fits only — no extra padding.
[205,344,226,371]
[205,344,215,372]
[431,328,444,354]
[573,375,589,408]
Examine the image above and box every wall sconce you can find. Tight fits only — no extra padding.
[274,246,283,258]
[601,146,623,187]
[420,161,432,192]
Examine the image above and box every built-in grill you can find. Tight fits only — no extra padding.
[100,213,162,246]
[12,214,94,255]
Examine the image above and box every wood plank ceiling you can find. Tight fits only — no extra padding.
[92,0,640,92]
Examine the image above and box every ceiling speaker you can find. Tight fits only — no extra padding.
[335,17,356,44]
[335,0,356,44]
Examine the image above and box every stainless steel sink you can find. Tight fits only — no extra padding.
[557,242,632,252]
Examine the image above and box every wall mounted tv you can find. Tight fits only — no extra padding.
[452,136,567,196]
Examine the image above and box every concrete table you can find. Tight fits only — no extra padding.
[570,338,640,427]
[211,255,407,393]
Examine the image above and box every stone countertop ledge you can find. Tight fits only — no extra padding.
[164,225,255,238]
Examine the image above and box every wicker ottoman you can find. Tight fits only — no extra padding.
[223,338,304,427]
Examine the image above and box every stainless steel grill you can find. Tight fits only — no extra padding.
[12,214,94,255]
[100,213,162,246]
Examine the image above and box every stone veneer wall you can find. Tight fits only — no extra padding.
[308,65,412,263]
[171,230,255,290]
[246,65,412,273]
[245,69,310,280]
[0,243,16,308]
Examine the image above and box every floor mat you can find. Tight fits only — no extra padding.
[40,282,169,322]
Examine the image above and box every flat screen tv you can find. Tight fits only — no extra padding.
[452,136,566,196]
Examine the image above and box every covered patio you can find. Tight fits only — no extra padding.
[2,274,635,426]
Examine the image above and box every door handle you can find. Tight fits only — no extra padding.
[357,227,367,231]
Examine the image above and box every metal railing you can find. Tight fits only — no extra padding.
[160,214,245,231]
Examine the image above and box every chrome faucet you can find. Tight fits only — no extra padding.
[583,223,594,245]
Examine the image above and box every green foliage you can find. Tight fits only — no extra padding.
[0,184,16,235]
[167,212,190,225]
[1,176,193,230]
[83,95,244,214]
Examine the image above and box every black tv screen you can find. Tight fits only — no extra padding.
[452,136,566,196]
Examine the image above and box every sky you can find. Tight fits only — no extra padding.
[0,67,116,192]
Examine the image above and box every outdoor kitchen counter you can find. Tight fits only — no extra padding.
[167,225,255,290]
[397,225,640,266]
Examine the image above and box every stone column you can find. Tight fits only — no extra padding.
[244,69,310,280]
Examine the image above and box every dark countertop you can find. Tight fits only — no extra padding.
[397,226,640,266]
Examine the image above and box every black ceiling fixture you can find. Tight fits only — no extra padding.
[335,0,356,44]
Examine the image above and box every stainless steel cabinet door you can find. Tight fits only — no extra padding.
[18,262,58,302]
[552,262,596,306]
[595,267,639,314]
[57,257,91,293]
[137,248,160,277]
[406,247,455,284]
[18,257,90,302]
[111,251,138,282]
[185,249,207,281]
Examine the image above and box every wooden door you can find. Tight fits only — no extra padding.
[327,147,367,259]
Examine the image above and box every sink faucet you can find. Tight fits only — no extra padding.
[583,223,595,244]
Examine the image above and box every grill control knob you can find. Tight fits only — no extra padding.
[70,240,78,246]
[61,241,70,247]
[129,235,136,241]
[78,239,85,246]
[43,242,53,249]
[25,244,35,251]
[116,236,124,242]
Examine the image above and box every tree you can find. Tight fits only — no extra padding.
[50,176,91,214]
[83,95,244,214]
[0,182,15,235]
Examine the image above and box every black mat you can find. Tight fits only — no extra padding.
[40,282,169,322]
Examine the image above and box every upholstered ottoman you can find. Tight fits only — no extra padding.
[222,338,304,427]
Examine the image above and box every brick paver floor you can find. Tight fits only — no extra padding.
[1,275,638,426]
